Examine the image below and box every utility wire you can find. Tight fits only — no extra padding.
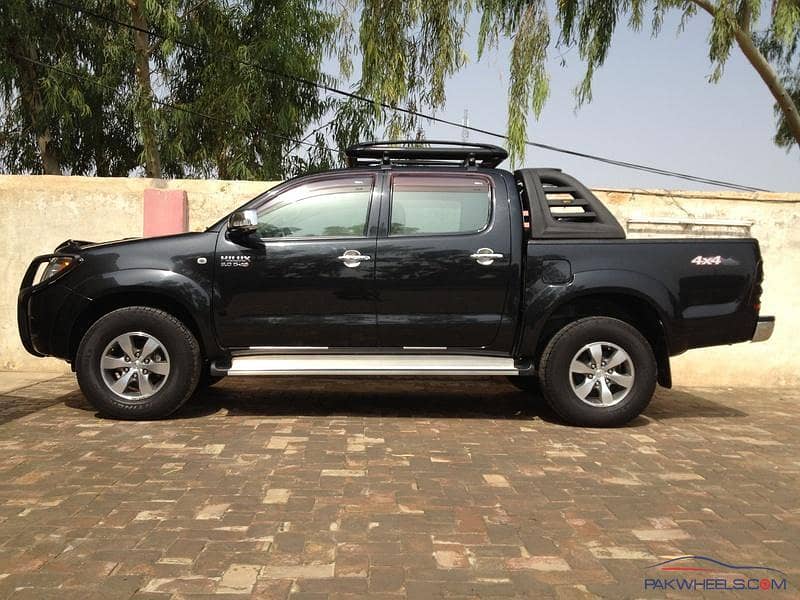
[13,53,791,201]
[43,0,771,191]
[12,54,337,155]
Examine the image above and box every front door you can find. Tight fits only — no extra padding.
[214,174,379,348]
[374,172,513,349]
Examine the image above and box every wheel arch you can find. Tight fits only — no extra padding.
[528,291,672,388]
[69,290,209,366]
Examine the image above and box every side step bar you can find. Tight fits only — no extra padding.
[223,354,520,376]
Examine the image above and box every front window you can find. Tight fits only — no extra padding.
[256,176,374,239]
[390,174,492,236]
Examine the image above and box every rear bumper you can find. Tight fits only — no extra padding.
[751,316,775,343]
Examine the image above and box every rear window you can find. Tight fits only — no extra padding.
[390,175,491,236]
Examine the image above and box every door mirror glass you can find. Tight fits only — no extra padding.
[228,209,259,233]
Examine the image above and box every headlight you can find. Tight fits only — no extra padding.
[39,257,76,283]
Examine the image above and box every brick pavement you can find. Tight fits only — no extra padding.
[0,373,798,599]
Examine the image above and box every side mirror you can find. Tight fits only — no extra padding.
[228,209,258,234]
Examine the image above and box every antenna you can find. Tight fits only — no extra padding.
[461,109,470,143]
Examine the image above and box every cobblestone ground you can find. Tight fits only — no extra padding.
[0,373,798,599]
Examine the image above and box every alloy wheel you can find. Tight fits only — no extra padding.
[100,331,171,400]
[568,341,635,407]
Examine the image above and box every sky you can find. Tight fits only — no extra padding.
[333,9,799,192]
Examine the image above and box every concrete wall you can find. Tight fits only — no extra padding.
[0,175,277,373]
[1,175,798,387]
[595,188,800,387]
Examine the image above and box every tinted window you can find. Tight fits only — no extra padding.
[390,175,491,236]
[257,176,373,239]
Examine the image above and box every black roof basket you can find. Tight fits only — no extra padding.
[345,140,508,169]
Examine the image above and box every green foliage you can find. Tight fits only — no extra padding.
[163,0,342,179]
[774,76,800,146]
[479,0,550,159]
[2,0,797,177]
[0,0,343,178]
[349,0,795,160]
[757,0,800,149]
[0,0,141,174]
[546,0,798,153]
[354,0,470,139]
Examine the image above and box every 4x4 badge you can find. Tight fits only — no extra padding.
[219,255,251,268]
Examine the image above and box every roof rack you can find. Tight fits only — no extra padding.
[345,140,508,169]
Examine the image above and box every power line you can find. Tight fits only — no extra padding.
[40,0,773,191]
[286,117,339,156]
[12,54,336,156]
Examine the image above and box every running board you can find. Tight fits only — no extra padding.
[223,354,520,376]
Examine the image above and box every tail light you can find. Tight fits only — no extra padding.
[751,260,764,312]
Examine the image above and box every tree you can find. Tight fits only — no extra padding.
[0,0,345,178]
[549,0,800,154]
[755,0,800,148]
[355,0,800,159]
[4,0,796,177]
[162,0,347,180]
[127,0,174,178]
[0,0,142,175]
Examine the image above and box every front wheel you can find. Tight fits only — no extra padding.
[538,317,656,427]
[76,307,202,419]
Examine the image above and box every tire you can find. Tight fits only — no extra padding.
[76,307,202,419]
[506,375,539,394]
[538,317,656,427]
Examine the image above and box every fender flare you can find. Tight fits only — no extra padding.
[68,269,220,359]
[517,269,678,384]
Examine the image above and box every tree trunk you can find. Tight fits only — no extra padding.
[12,45,61,174]
[128,0,162,178]
[36,130,61,174]
[95,145,110,177]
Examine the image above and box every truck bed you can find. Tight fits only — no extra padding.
[519,237,762,358]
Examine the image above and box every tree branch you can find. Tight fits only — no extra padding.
[687,0,800,148]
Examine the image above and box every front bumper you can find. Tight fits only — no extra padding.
[18,255,90,359]
[751,316,775,342]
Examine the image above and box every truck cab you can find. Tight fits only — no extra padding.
[18,140,774,426]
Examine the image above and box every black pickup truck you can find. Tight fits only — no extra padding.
[18,141,774,426]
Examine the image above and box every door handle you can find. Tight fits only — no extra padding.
[470,248,504,265]
[337,250,371,268]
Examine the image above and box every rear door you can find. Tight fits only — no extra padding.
[374,171,513,349]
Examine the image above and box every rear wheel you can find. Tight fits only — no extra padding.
[76,307,201,419]
[539,317,656,427]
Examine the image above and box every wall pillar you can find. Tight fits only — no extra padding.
[143,189,188,237]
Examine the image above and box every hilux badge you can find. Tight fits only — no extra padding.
[220,255,251,268]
